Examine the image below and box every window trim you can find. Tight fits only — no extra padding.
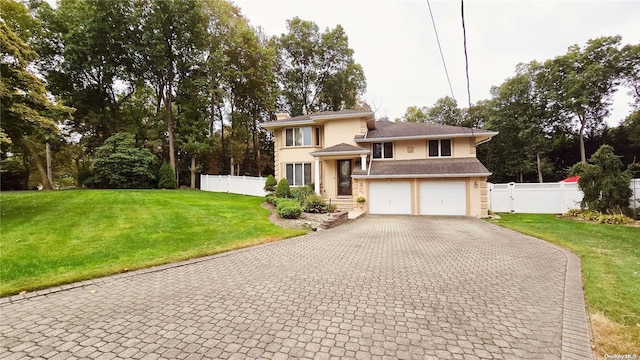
[285,163,312,186]
[372,142,394,159]
[428,139,453,157]
[284,127,312,147]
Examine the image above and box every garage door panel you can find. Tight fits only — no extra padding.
[420,180,466,215]
[369,182,412,215]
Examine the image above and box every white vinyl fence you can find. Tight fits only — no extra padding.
[488,179,640,214]
[200,175,268,197]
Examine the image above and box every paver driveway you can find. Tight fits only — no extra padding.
[0,216,593,360]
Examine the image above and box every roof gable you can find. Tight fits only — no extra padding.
[356,120,497,142]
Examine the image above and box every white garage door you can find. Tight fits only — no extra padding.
[369,181,412,215]
[420,180,467,215]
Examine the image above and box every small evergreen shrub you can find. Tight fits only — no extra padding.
[356,196,366,203]
[157,162,177,189]
[291,186,314,205]
[276,199,302,219]
[264,175,277,192]
[274,178,291,198]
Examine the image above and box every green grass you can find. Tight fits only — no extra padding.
[0,190,304,296]
[488,213,640,355]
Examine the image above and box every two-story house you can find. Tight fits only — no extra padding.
[261,109,497,217]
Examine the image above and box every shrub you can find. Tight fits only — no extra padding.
[563,209,633,224]
[570,145,632,215]
[264,175,277,192]
[304,194,328,213]
[157,162,177,189]
[274,178,291,198]
[356,196,366,203]
[276,199,302,219]
[93,132,157,188]
[291,186,314,205]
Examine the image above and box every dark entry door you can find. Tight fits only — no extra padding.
[337,160,352,196]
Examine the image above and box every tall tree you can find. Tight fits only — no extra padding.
[620,43,640,110]
[425,96,463,126]
[396,106,428,123]
[539,36,623,162]
[140,0,207,182]
[0,20,71,189]
[481,67,553,183]
[276,18,366,116]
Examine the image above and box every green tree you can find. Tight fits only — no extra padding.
[0,19,71,190]
[264,174,277,192]
[397,106,428,123]
[140,0,208,179]
[93,132,157,188]
[425,96,463,126]
[482,68,553,183]
[570,145,632,214]
[276,18,366,116]
[157,161,177,189]
[539,36,623,163]
[274,178,291,198]
[620,43,640,110]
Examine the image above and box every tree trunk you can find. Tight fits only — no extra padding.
[519,172,523,183]
[190,154,196,190]
[579,115,587,163]
[22,138,53,190]
[166,69,177,187]
[536,151,543,183]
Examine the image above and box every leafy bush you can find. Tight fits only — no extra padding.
[275,178,291,198]
[563,209,633,224]
[93,132,157,189]
[291,186,314,205]
[276,199,302,219]
[356,196,366,203]
[570,145,632,215]
[264,175,277,192]
[304,194,328,213]
[157,161,177,189]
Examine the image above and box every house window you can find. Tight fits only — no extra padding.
[372,142,393,159]
[285,127,312,147]
[428,139,452,157]
[315,127,321,146]
[285,163,312,186]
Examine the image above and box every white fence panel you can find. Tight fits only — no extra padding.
[488,180,637,214]
[200,175,267,197]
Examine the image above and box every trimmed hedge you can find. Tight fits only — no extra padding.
[276,199,302,219]
[304,194,328,213]
[563,209,634,224]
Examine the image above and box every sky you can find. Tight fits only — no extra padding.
[232,0,640,125]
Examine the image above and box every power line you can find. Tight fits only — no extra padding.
[461,0,472,109]
[426,0,456,101]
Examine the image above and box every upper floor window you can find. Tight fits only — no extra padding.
[428,139,452,157]
[373,142,393,159]
[285,127,312,147]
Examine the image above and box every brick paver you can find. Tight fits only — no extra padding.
[0,216,593,359]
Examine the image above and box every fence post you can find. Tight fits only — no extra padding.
[508,182,515,213]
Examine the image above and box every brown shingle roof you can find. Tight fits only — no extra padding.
[263,110,372,124]
[357,120,496,141]
[309,143,370,156]
[352,158,491,178]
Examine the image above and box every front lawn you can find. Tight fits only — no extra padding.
[0,190,304,297]
[489,214,640,357]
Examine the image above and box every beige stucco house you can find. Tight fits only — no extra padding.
[261,110,497,217]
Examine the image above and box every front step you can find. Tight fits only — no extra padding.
[326,198,354,211]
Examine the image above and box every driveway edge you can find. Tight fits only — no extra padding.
[560,249,596,360]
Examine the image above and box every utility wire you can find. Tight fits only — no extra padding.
[426,0,456,101]
[461,0,472,109]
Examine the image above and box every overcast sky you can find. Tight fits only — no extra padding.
[233,0,640,125]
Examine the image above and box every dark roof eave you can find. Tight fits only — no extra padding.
[355,132,498,143]
[352,173,492,179]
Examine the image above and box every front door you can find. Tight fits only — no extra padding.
[337,160,352,196]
